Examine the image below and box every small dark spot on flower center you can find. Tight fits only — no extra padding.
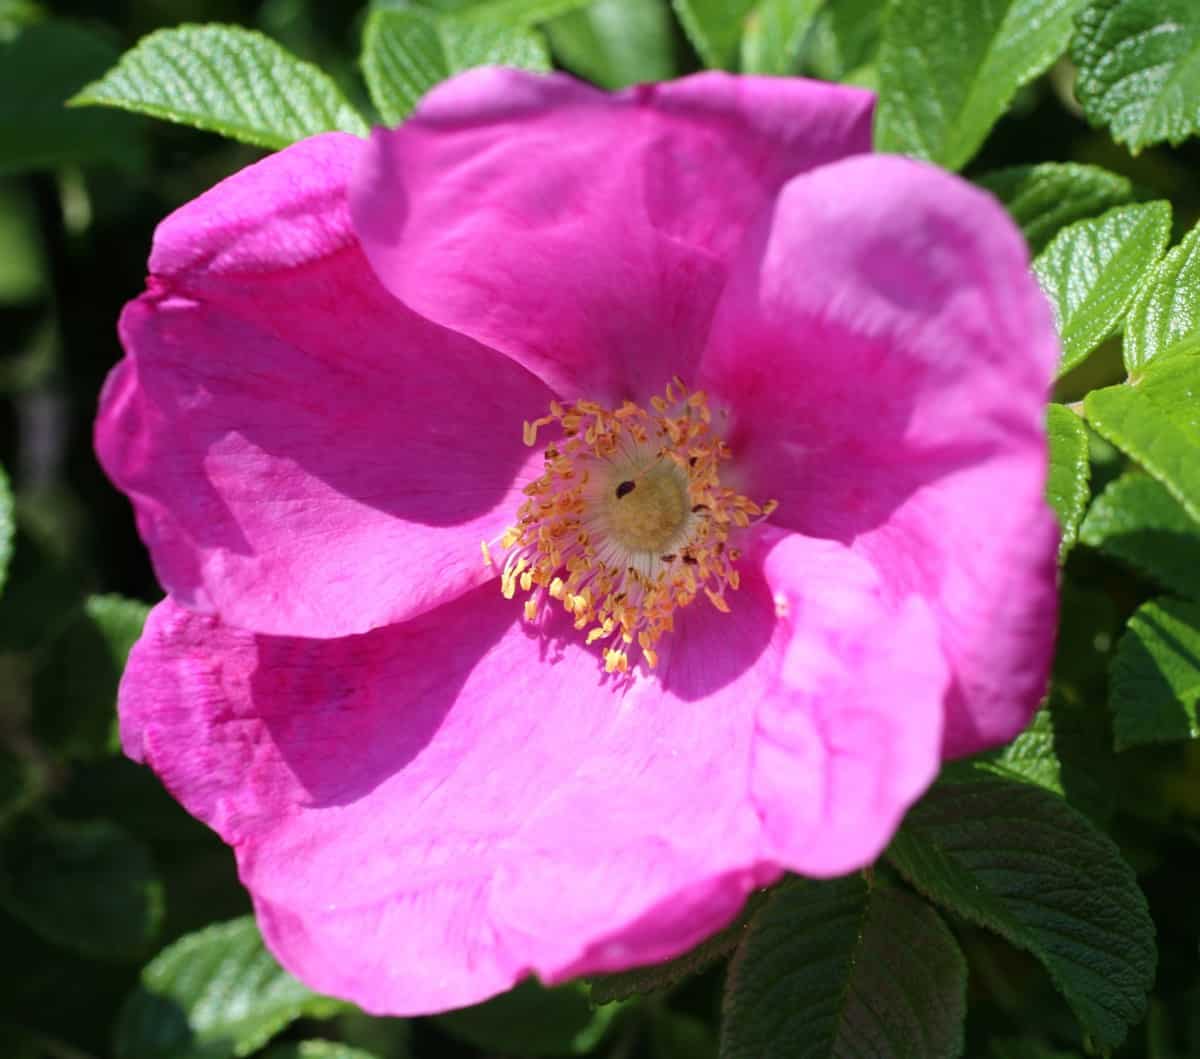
[615,480,636,499]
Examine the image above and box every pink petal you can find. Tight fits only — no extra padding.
[96,133,551,637]
[351,68,873,399]
[701,154,1060,756]
[120,523,945,1013]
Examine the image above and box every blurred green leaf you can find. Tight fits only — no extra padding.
[1110,596,1200,748]
[804,0,884,84]
[976,162,1136,255]
[1081,473,1200,599]
[741,0,822,74]
[990,1040,1082,1059]
[0,183,46,305]
[114,916,346,1059]
[361,6,550,126]
[454,0,599,23]
[887,767,1155,1049]
[1073,0,1200,152]
[0,747,43,831]
[720,876,966,1059]
[1123,219,1200,371]
[588,891,764,1004]
[0,815,162,960]
[32,594,149,760]
[672,0,756,69]
[71,23,368,149]
[1046,404,1091,563]
[651,1010,717,1059]
[437,979,624,1056]
[0,464,11,598]
[1034,202,1172,376]
[0,19,145,174]
[546,0,678,88]
[875,0,1086,170]
[263,1043,383,1059]
[1084,349,1200,523]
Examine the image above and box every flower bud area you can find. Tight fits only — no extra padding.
[485,378,777,673]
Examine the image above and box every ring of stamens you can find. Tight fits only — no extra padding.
[484,377,777,673]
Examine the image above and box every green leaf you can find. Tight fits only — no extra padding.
[0,463,11,598]
[71,23,367,150]
[0,816,162,960]
[1123,219,1200,371]
[0,746,44,830]
[114,916,346,1059]
[436,980,624,1056]
[875,0,1086,170]
[1046,404,1091,563]
[886,768,1155,1049]
[1081,473,1200,600]
[1084,350,1200,523]
[0,19,146,173]
[650,1010,717,1059]
[361,7,550,126]
[546,0,678,88]
[720,876,966,1059]
[588,891,765,1004]
[263,1044,383,1059]
[1073,0,1200,152]
[804,0,885,84]
[741,0,822,74]
[976,162,1136,255]
[671,0,757,69]
[1033,202,1172,376]
[1110,596,1200,747]
[454,0,598,23]
[33,594,150,759]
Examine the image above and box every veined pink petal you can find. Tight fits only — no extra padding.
[350,68,873,399]
[120,524,944,1013]
[700,154,1059,755]
[96,133,551,638]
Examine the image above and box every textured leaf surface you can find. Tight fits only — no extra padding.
[114,916,346,1059]
[1110,596,1200,747]
[1124,220,1200,371]
[546,0,677,88]
[437,981,622,1056]
[0,18,144,173]
[71,24,367,149]
[721,876,966,1059]
[362,7,550,125]
[672,0,757,69]
[1073,0,1200,151]
[33,594,149,758]
[1081,473,1200,599]
[1084,351,1200,523]
[875,0,1086,170]
[741,0,822,74]
[886,769,1155,1048]
[1046,404,1091,562]
[1034,202,1171,375]
[0,816,162,960]
[975,162,1135,254]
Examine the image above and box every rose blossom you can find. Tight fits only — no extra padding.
[97,68,1059,1014]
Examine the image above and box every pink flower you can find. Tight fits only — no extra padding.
[97,69,1059,1015]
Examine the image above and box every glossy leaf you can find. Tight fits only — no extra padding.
[1110,596,1200,747]
[741,0,822,75]
[1081,473,1200,600]
[1123,219,1200,371]
[114,916,346,1059]
[1033,201,1171,375]
[1073,0,1200,152]
[721,876,966,1059]
[672,0,757,69]
[887,768,1155,1048]
[875,0,1086,170]
[362,6,550,125]
[71,23,367,149]
[1046,404,1091,562]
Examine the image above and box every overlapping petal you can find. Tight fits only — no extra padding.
[699,154,1060,754]
[120,526,944,1013]
[97,133,551,638]
[350,68,873,399]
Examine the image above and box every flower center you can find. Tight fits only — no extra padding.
[485,378,776,673]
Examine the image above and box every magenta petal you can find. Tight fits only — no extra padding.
[96,133,551,637]
[350,68,873,398]
[121,520,946,1011]
[701,154,1059,755]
